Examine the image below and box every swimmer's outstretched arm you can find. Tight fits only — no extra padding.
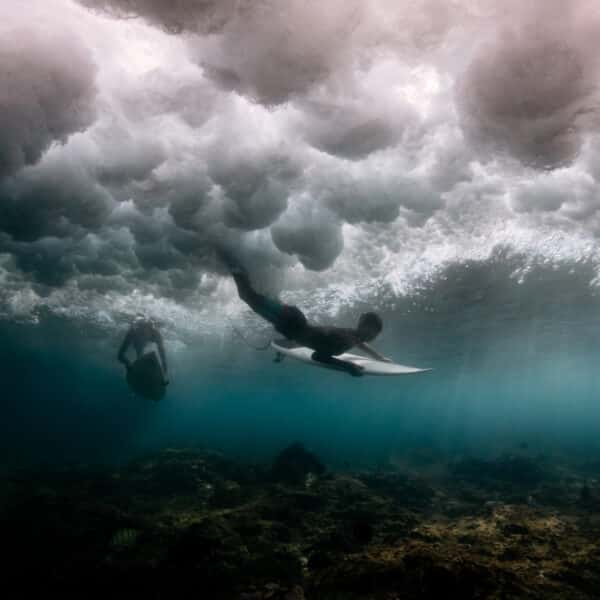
[118,329,133,369]
[312,352,364,377]
[154,330,169,383]
[356,342,392,362]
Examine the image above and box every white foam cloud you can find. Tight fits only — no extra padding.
[0,23,97,177]
[1,0,600,328]
[456,0,600,169]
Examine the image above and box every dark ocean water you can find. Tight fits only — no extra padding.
[3,254,600,472]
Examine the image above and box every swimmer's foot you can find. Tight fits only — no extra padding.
[215,246,245,275]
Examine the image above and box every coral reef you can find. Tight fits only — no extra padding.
[2,445,600,598]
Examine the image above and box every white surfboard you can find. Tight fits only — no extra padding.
[271,341,432,377]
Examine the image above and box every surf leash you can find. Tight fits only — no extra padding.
[226,317,272,351]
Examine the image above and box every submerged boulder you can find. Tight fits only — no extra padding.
[271,443,325,486]
[452,455,546,487]
[165,517,249,577]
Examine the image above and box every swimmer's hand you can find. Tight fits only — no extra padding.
[348,363,365,377]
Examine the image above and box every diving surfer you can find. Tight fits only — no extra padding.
[224,262,390,376]
[118,315,169,385]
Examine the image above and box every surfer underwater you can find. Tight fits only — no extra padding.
[118,315,169,385]
[223,259,390,376]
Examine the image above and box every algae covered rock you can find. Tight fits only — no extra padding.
[5,445,600,599]
[271,442,325,486]
[452,454,546,486]
[164,516,250,592]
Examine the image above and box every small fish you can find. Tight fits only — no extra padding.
[110,528,140,549]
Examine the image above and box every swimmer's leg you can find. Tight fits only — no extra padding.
[232,273,285,327]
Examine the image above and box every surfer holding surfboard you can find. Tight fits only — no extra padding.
[226,263,390,377]
[118,316,169,400]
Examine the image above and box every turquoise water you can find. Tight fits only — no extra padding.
[4,256,600,470]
